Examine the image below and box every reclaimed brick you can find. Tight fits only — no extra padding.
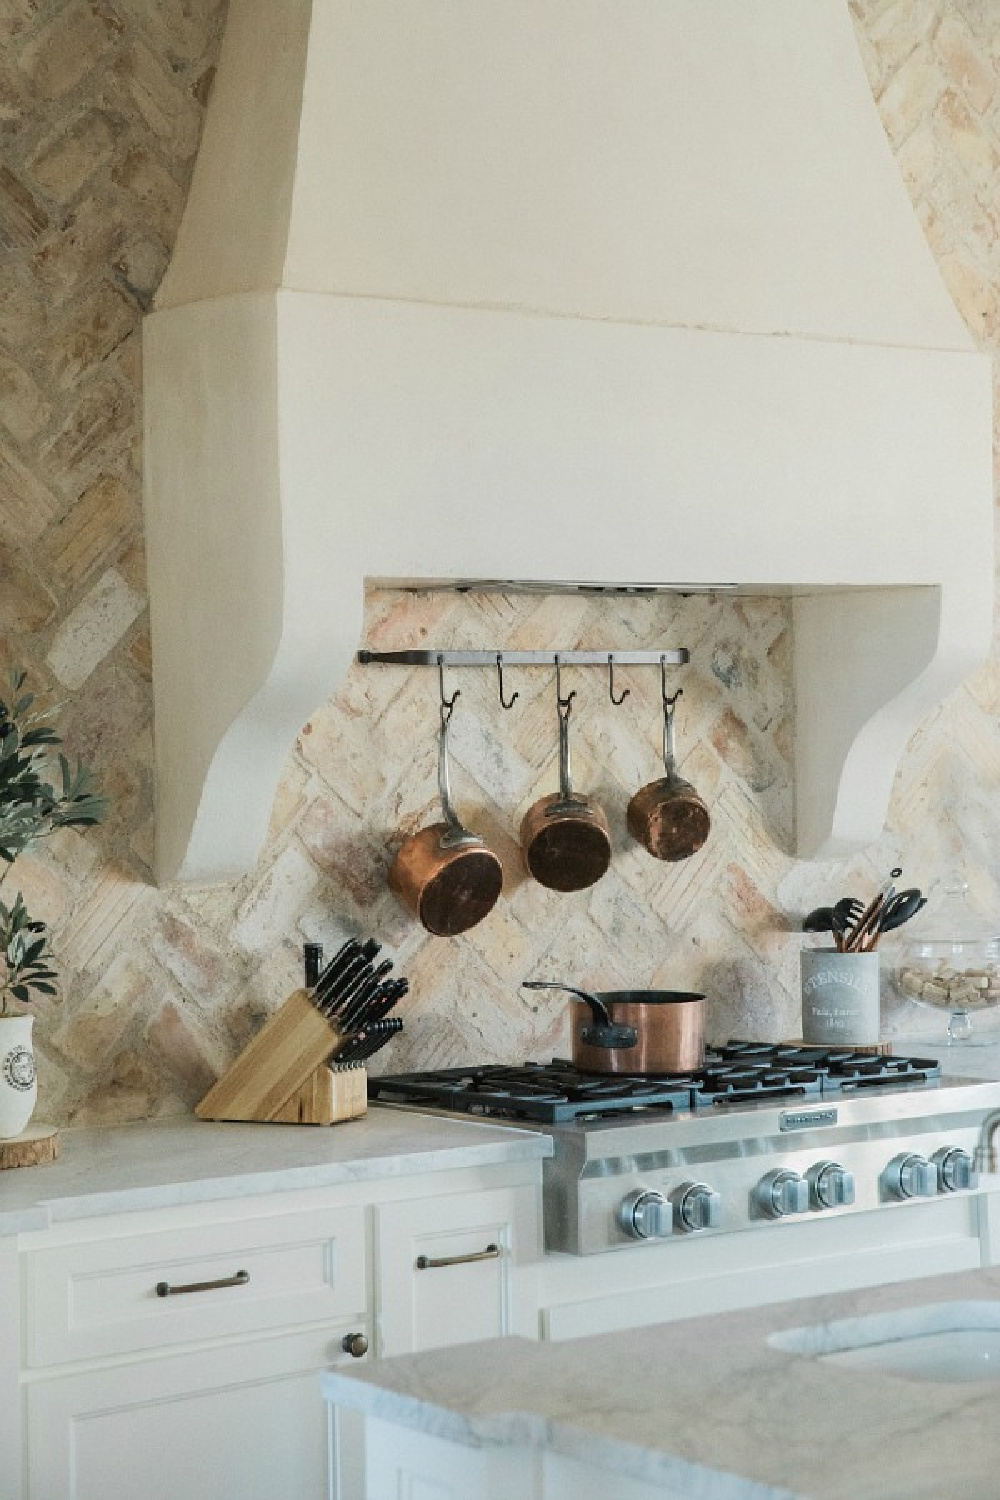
[0,538,57,631]
[27,110,117,203]
[111,41,202,159]
[0,164,48,249]
[44,378,136,488]
[16,1,122,100]
[0,348,51,442]
[38,281,136,388]
[45,566,145,688]
[31,196,125,304]
[40,472,136,587]
[111,145,184,242]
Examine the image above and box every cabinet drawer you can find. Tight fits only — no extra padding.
[25,1204,366,1367]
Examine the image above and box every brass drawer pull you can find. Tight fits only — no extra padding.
[415,1242,500,1270]
[155,1269,250,1298]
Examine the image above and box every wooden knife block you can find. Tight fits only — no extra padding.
[270,1062,368,1125]
[195,987,368,1125]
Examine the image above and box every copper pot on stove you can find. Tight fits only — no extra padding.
[522,981,705,1074]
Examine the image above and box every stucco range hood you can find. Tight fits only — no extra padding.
[143,0,992,884]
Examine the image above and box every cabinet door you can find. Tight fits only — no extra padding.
[24,1324,366,1500]
[377,1186,535,1356]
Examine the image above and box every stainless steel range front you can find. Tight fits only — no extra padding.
[369,1044,1000,1256]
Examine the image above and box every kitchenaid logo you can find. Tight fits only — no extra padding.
[780,1108,838,1132]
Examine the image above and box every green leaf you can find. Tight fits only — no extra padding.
[10,986,30,1003]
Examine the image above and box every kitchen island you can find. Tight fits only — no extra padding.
[322,1264,1000,1499]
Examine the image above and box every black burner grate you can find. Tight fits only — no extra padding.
[367,1061,695,1122]
[368,1044,941,1123]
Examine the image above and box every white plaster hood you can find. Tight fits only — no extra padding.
[143,0,993,884]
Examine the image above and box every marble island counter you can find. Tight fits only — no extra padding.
[0,1107,552,1235]
[323,1265,1000,1499]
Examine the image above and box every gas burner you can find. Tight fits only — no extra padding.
[690,1061,825,1107]
[369,1046,944,1123]
[370,1063,694,1122]
[368,1062,693,1122]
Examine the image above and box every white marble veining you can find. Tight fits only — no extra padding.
[0,1107,551,1235]
[323,1266,1000,1498]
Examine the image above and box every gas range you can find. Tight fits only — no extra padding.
[369,1043,1000,1255]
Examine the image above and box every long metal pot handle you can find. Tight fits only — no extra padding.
[436,699,480,850]
[521,980,613,1028]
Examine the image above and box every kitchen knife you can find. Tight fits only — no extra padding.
[337,961,395,1029]
[312,938,362,998]
[316,945,384,1014]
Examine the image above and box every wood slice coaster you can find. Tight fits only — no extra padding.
[0,1122,59,1170]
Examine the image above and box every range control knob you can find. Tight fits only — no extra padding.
[619,1189,672,1241]
[884,1152,938,1200]
[673,1181,722,1233]
[807,1160,855,1210]
[932,1147,976,1193]
[755,1169,809,1219]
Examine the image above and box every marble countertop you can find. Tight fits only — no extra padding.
[0,1108,552,1235]
[322,1265,1000,1498]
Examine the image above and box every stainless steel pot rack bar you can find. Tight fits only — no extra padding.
[357,649,689,667]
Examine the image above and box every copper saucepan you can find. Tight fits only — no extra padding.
[627,676,710,862]
[520,664,611,893]
[523,980,705,1074]
[389,674,502,937]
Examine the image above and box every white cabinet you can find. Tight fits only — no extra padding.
[376,1184,539,1356]
[5,1159,543,1500]
[25,1327,349,1500]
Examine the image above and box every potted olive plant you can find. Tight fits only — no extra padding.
[0,671,106,1137]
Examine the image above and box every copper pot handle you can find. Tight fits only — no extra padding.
[660,661,681,777]
[546,657,592,817]
[521,981,637,1048]
[436,660,479,851]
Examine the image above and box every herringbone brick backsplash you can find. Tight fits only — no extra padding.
[2,0,999,1125]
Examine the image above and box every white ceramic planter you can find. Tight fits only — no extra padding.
[0,1013,37,1139]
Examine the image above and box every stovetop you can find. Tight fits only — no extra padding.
[367,1042,943,1124]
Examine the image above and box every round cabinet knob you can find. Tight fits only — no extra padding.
[619,1189,672,1241]
[932,1147,975,1193]
[674,1181,722,1233]
[807,1160,856,1210]
[341,1332,368,1359]
[755,1169,809,1219]
[884,1153,938,1201]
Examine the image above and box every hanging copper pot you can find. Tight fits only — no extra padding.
[389,668,503,936]
[627,673,710,862]
[520,662,611,893]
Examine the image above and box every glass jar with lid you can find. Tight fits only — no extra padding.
[890,877,1000,1043]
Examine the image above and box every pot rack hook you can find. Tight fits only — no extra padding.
[437,654,460,725]
[608,654,630,707]
[660,654,683,712]
[555,654,576,723]
[496,653,519,711]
